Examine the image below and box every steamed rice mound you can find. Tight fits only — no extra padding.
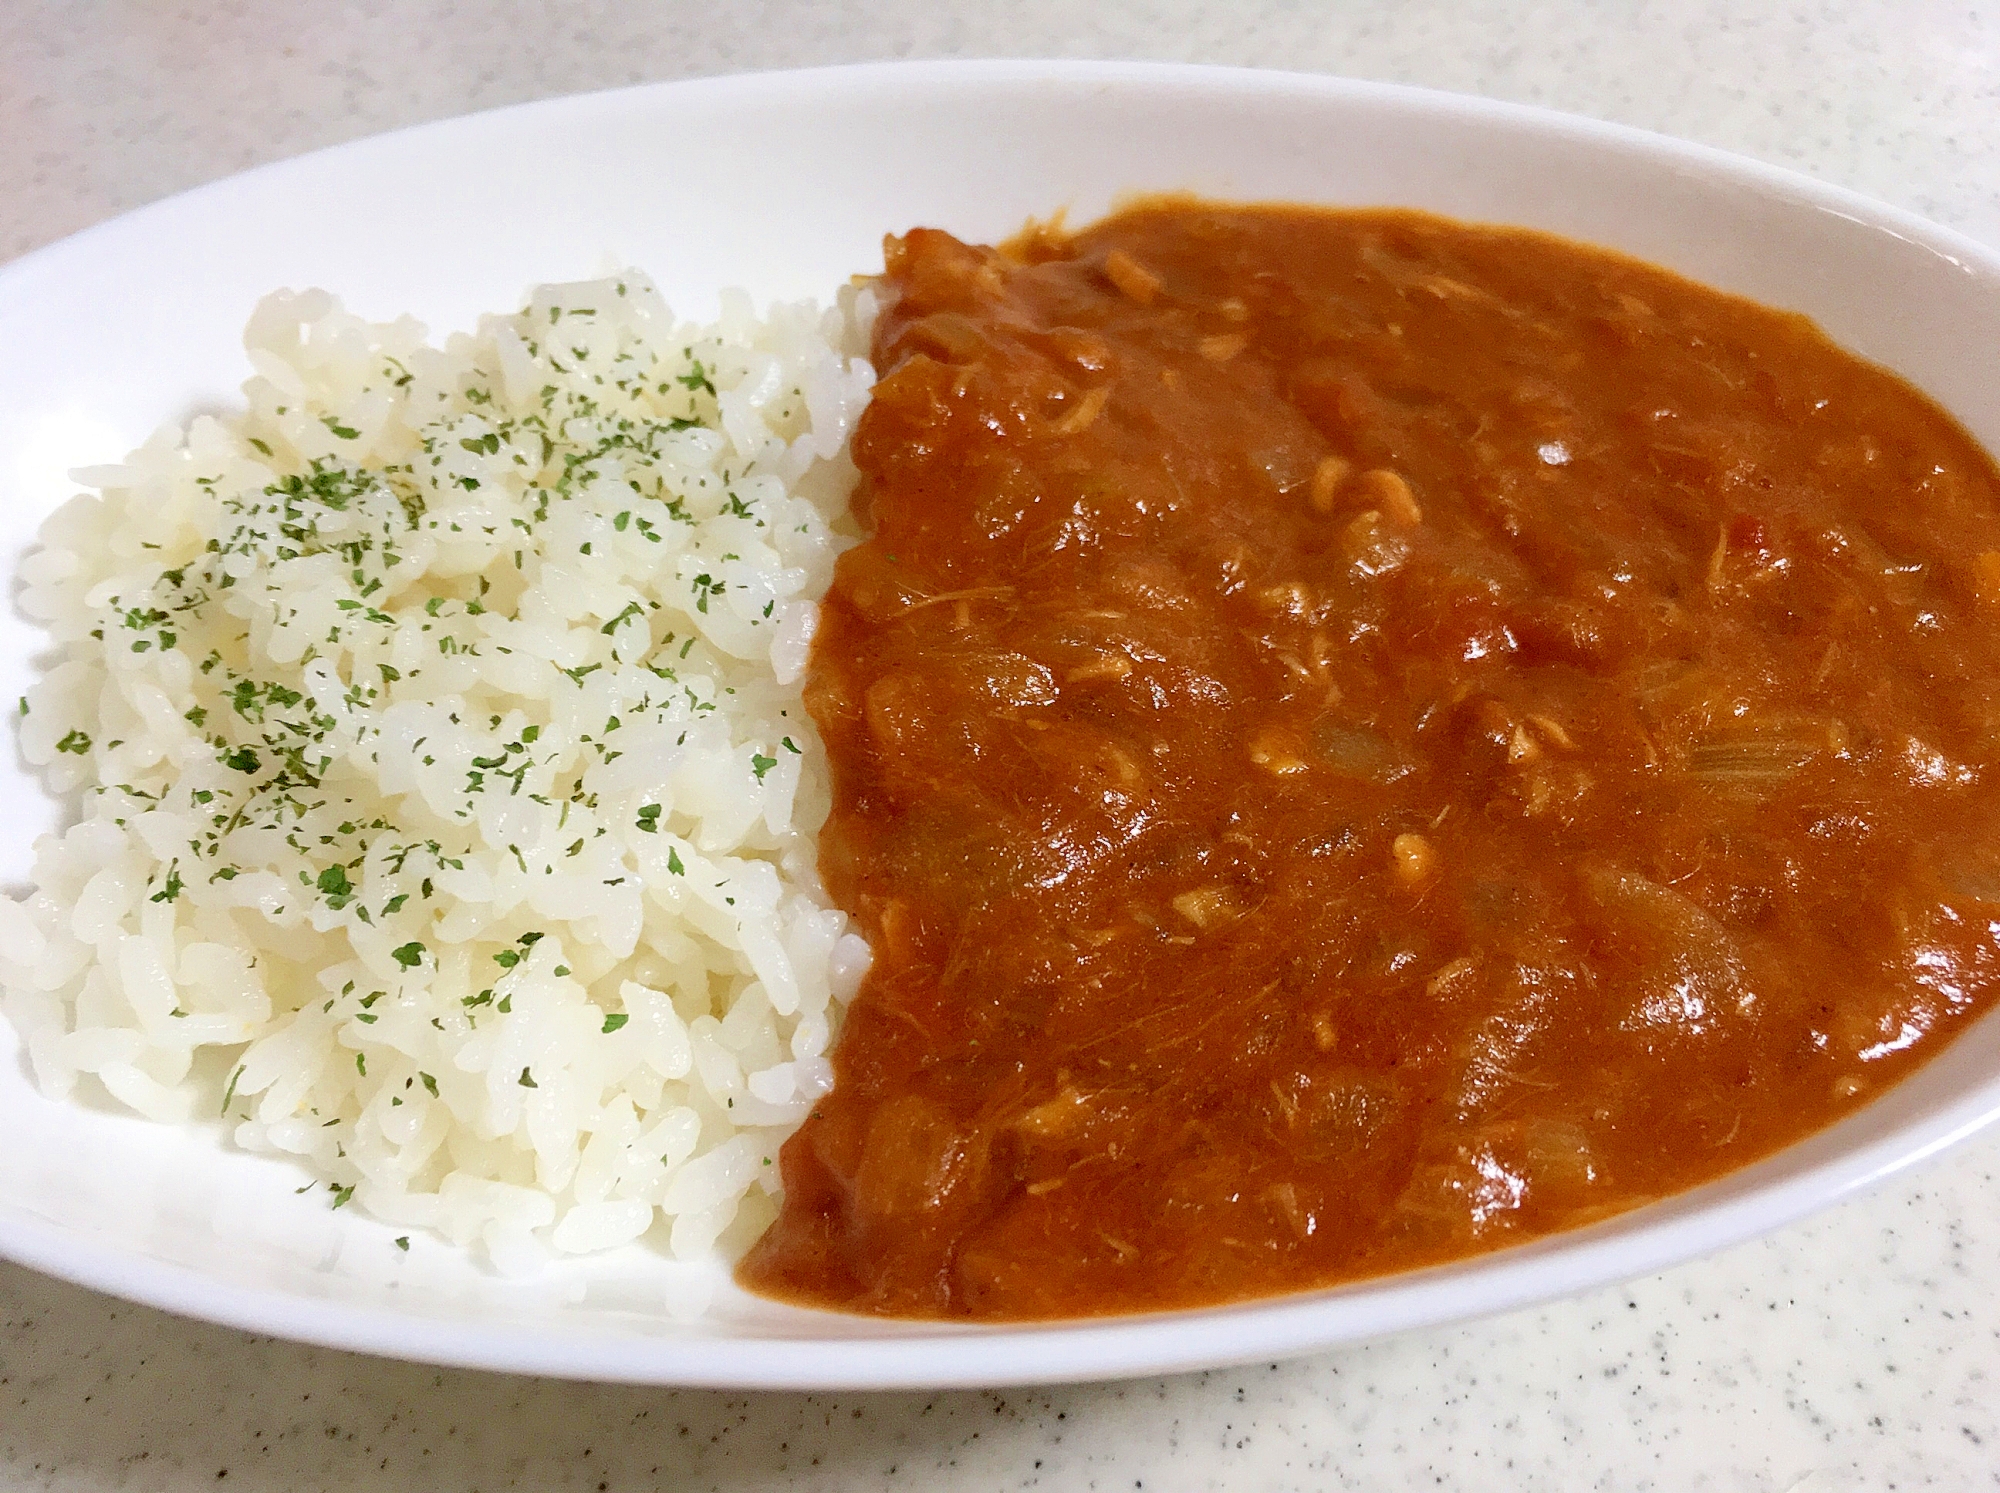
[0,271,875,1270]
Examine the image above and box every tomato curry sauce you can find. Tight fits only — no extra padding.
[738,201,2000,1318]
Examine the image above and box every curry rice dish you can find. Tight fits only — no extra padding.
[739,200,2000,1319]
[10,198,2000,1322]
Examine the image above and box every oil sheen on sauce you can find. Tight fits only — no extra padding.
[737,201,2000,1319]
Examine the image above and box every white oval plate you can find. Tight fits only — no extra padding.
[3,60,2000,1390]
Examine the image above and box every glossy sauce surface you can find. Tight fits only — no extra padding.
[739,202,2000,1319]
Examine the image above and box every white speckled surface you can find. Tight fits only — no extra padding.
[4,2,2000,1488]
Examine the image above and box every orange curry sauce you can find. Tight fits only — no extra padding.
[739,202,2000,1319]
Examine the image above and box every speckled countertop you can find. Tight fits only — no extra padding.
[3,3,1999,1489]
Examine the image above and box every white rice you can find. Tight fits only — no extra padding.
[0,270,876,1271]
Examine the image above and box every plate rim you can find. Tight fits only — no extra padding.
[6,57,1997,293]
